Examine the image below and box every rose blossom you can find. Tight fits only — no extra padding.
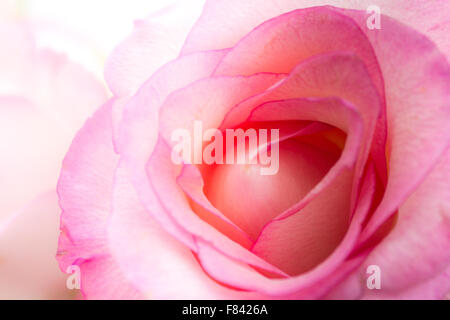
[57,0,450,299]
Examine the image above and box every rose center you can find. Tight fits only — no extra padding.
[203,127,342,241]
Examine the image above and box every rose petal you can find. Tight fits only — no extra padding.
[246,97,365,275]
[26,49,108,133]
[146,138,289,277]
[196,238,368,298]
[0,22,107,132]
[0,96,70,220]
[117,49,229,160]
[177,164,253,246]
[178,121,337,242]
[56,101,145,299]
[247,96,362,222]
[57,101,118,259]
[117,50,230,250]
[158,73,286,152]
[205,136,338,242]
[331,9,450,242]
[251,168,353,275]
[221,52,385,193]
[196,161,377,297]
[213,7,384,99]
[362,267,450,300]
[329,148,450,299]
[0,23,34,95]
[76,255,144,300]
[211,8,388,188]
[0,191,71,299]
[182,0,450,61]
[108,161,264,299]
[0,24,107,221]
[177,96,366,292]
[104,0,206,97]
[187,3,450,244]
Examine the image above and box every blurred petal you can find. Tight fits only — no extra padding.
[104,0,206,97]
[0,23,34,94]
[0,22,107,131]
[0,23,107,221]
[0,191,72,299]
[26,49,108,133]
[0,96,68,220]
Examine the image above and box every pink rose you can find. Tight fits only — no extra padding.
[57,0,450,299]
